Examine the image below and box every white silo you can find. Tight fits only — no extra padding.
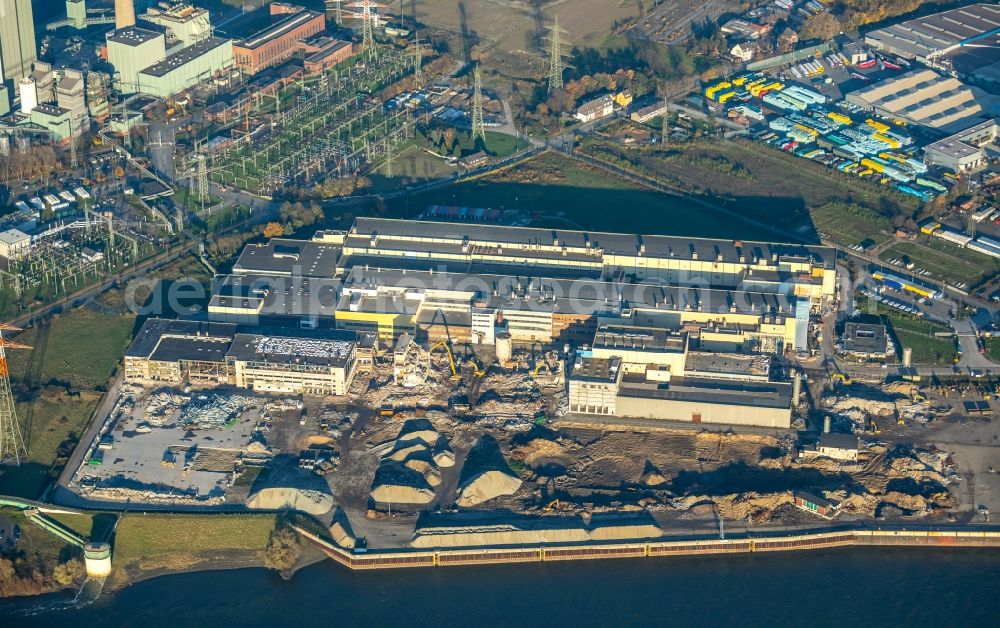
[19,77,37,114]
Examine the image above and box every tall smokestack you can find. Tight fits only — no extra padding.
[115,0,136,29]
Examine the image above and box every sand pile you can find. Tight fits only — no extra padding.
[369,418,453,507]
[329,508,356,549]
[246,487,334,515]
[370,463,437,504]
[456,435,523,507]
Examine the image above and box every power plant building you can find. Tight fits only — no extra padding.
[142,3,212,47]
[107,27,166,93]
[136,36,233,98]
[0,0,37,94]
[232,3,325,74]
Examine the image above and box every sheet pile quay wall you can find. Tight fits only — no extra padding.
[294,527,1000,570]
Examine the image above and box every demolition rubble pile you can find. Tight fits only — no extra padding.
[80,485,226,506]
[180,392,254,428]
[822,385,900,430]
[369,419,453,507]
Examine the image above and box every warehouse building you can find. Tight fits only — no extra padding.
[567,353,791,428]
[123,319,237,384]
[137,37,234,98]
[124,318,363,395]
[567,356,624,415]
[319,217,837,303]
[302,37,354,73]
[232,3,325,75]
[226,332,357,396]
[841,321,890,359]
[924,118,1000,172]
[233,237,341,278]
[208,273,340,326]
[333,266,804,351]
[107,27,166,93]
[864,4,1000,64]
[845,69,999,133]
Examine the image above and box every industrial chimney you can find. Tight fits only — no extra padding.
[115,0,136,29]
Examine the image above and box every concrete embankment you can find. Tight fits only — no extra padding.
[293,526,1000,571]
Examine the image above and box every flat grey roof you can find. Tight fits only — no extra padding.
[226,331,355,368]
[149,335,232,363]
[233,238,341,278]
[139,37,230,78]
[618,377,791,409]
[349,217,835,270]
[108,27,163,46]
[593,325,686,353]
[340,267,800,317]
[820,432,859,451]
[126,319,238,358]
[865,3,1000,59]
[844,321,888,355]
[210,274,340,318]
[570,356,621,382]
[235,9,322,50]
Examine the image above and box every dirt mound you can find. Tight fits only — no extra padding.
[457,470,523,507]
[513,438,570,467]
[369,461,436,505]
[456,435,522,507]
[246,487,334,515]
[388,441,430,462]
[397,418,439,446]
[329,508,356,549]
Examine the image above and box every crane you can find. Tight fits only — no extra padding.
[0,323,32,465]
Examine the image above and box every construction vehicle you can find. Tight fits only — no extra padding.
[428,341,461,380]
[870,419,882,435]
[832,372,852,386]
[379,403,395,417]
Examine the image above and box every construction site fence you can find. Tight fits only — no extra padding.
[294,526,1000,571]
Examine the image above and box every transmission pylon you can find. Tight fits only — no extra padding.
[471,64,485,143]
[327,0,344,26]
[346,0,384,60]
[545,14,571,94]
[413,34,424,88]
[0,323,31,466]
[385,139,394,178]
[197,154,209,209]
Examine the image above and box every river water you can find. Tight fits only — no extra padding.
[3,548,999,626]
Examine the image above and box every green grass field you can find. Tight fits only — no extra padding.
[987,337,1000,362]
[579,138,918,241]
[0,309,135,498]
[109,513,277,586]
[879,238,1000,288]
[811,202,893,249]
[385,152,778,239]
[858,295,958,364]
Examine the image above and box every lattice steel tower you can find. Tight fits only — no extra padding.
[471,63,485,142]
[413,35,423,88]
[545,14,571,94]
[0,323,30,466]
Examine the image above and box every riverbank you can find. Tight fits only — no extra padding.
[5,546,998,626]
[295,524,1000,570]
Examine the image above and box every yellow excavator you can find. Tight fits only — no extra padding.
[428,341,461,381]
[832,372,853,386]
